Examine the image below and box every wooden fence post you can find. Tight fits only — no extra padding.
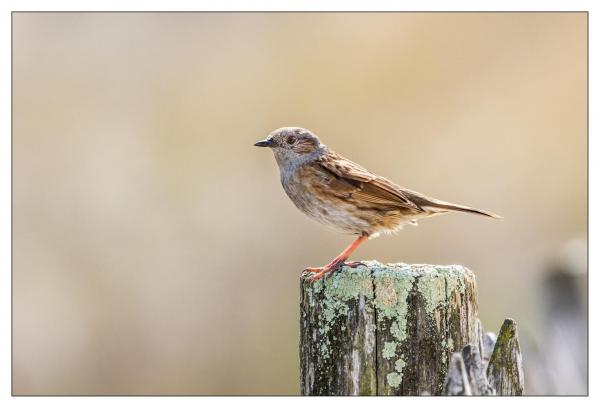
[299,261,480,396]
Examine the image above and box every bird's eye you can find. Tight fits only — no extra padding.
[286,135,296,145]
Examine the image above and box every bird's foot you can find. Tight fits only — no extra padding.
[301,267,327,281]
[302,260,343,282]
[302,259,365,282]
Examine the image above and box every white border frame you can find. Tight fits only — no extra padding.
[1,1,595,406]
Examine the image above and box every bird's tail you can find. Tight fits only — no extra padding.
[424,200,502,219]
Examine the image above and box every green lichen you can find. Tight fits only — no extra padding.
[370,262,417,352]
[319,342,331,359]
[311,264,374,360]
[389,321,403,342]
[439,265,468,298]
[371,262,417,321]
[385,348,407,387]
[319,264,373,324]
[497,319,517,344]
[416,265,447,314]
[394,358,406,375]
[385,357,406,388]
[414,265,468,366]
[387,372,402,388]
[370,262,470,389]
[412,264,469,313]
[367,261,418,388]
[382,341,396,359]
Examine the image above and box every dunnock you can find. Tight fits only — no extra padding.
[255,127,500,281]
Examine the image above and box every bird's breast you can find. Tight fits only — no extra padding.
[280,166,319,216]
[280,164,374,235]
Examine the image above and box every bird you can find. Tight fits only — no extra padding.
[254,127,501,282]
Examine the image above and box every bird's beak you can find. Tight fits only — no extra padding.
[254,138,273,148]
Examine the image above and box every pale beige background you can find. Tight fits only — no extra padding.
[13,12,587,395]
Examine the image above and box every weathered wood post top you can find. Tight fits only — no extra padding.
[300,260,481,396]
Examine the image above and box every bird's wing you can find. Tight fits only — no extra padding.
[315,152,423,211]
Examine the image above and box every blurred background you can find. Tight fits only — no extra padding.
[12,13,587,395]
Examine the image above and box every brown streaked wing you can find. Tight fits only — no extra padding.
[315,152,422,211]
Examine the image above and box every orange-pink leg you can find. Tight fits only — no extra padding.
[302,235,369,282]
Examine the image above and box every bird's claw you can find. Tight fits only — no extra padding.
[302,260,361,282]
[301,268,325,281]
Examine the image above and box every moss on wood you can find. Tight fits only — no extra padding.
[300,261,481,396]
[486,319,524,395]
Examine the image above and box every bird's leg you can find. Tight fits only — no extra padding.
[303,235,369,282]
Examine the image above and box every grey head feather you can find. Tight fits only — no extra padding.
[265,127,329,183]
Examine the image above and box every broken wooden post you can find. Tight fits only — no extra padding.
[299,261,480,396]
[444,319,524,396]
[445,344,495,395]
[486,319,525,395]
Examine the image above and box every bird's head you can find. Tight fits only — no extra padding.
[254,127,326,169]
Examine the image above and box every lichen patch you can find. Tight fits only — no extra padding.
[387,372,402,388]
[413,265,445,314]
[312,264,374,360]
[394,358,406,375]
[382,341,397,359]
